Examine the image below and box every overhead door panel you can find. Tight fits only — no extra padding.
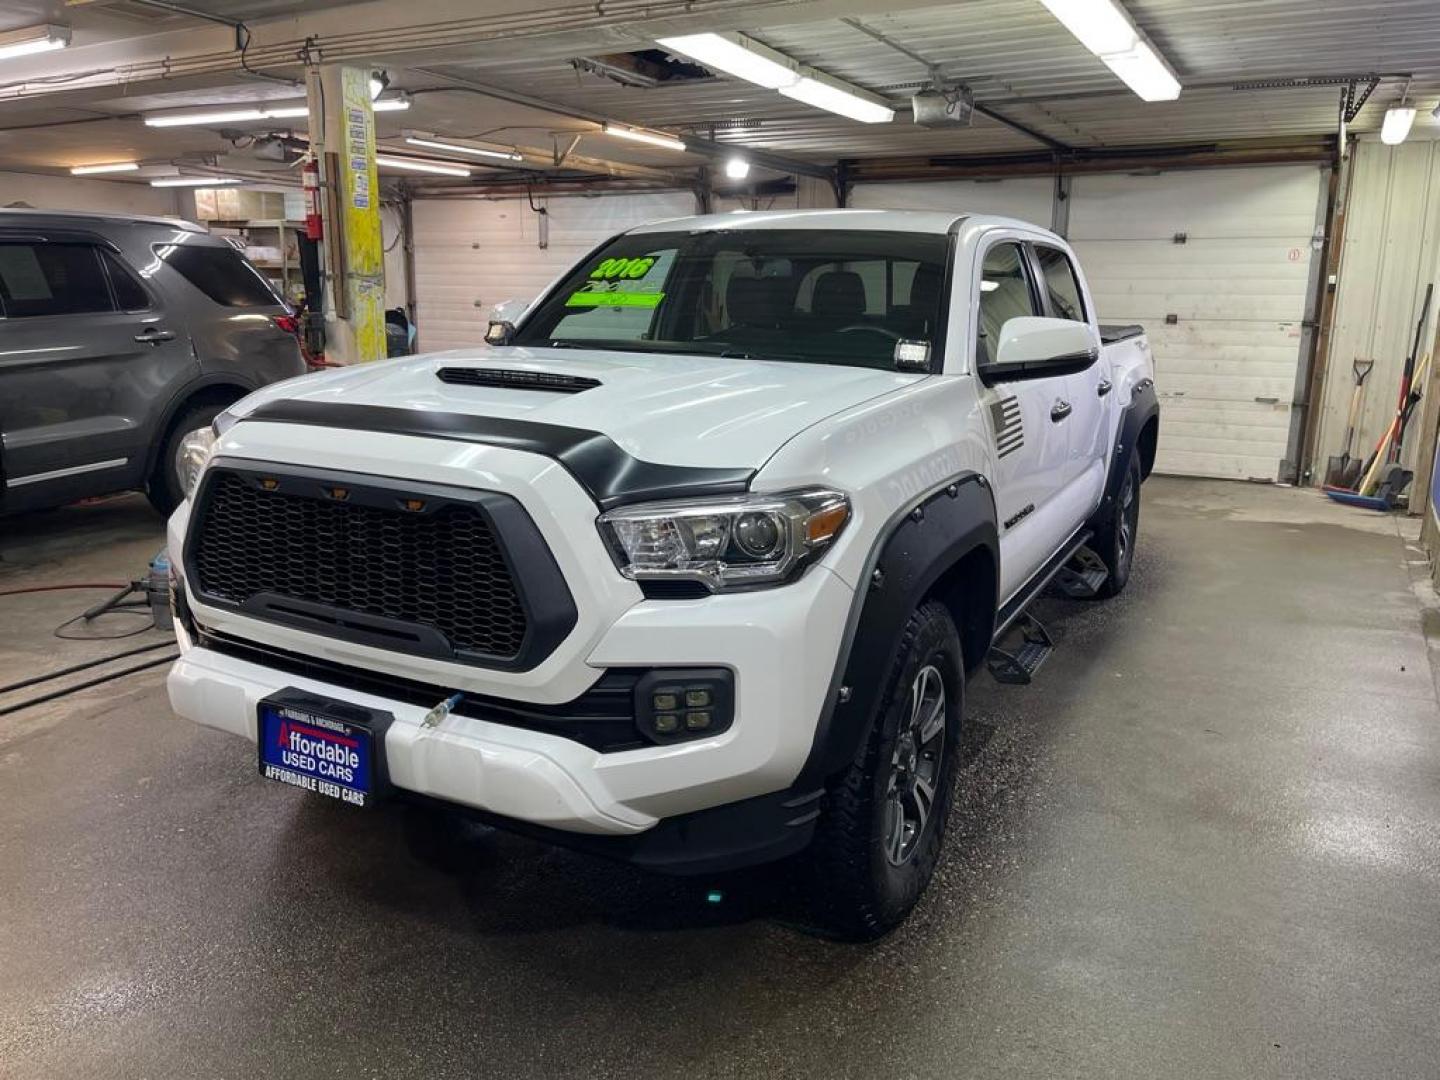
[850,178,1054,227]
[1069,166,1324,480]
[412,192,696,352]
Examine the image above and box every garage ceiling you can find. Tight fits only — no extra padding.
[1,0,1438,186]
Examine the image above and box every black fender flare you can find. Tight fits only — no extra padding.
[1090,379,1159,529]
[794,472,998,789]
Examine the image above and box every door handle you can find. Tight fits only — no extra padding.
[1097,378,1113,397]
[1050,400,1073,422]
[134,327,175,344]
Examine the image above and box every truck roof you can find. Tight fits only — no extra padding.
[625,208,1050,237]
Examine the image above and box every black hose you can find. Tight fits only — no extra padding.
[0,642,174,697]
[0,654,178,718]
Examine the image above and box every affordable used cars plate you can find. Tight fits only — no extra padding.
[257,690,393,809]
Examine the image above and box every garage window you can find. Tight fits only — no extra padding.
[0,242,114,319]
[160,244,279,307]
[1034,245,1086,322]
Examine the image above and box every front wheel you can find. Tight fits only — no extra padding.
[805,599,963,940]
[1093,456,1141,597]
[147,402,225,516]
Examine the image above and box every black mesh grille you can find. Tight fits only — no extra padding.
[192,470,528,660]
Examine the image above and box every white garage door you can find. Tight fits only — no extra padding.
[1069,166,1325,480]
[411,192,696,352]
[849,167,1325,480]
[850,177,1054,227]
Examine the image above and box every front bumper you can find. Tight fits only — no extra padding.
[168,560,853,847]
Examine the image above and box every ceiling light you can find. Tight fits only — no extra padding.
[263,105,310,120]
[145,108,268,127]
[403,135,523,162]
[655,32,798,90]
[602,123,687,151]
[372,95,410,113]
[70,162,139,175]
[150,176,243,187]
[375,155,471,176]
[1099,40,1181,102]
[780,70,895,123]
[1039,0,1138,55]
[1039,0,1181,102]
[1382,105,1417,145]
[0,23,70,62]
[724,156,750,179]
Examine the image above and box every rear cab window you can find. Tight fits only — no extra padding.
[1033,245,1087,322]
[158,243,281,307]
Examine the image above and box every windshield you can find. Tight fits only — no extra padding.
[512,228,950,371]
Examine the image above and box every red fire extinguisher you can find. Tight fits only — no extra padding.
[302,157,323,241]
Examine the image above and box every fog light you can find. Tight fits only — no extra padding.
[635,668,733,744]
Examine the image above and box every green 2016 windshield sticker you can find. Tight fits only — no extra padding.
[589,256,656,280]
[566,290,664,308]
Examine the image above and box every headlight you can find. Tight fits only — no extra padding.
[177,426,218,499]
[598,489,850,592]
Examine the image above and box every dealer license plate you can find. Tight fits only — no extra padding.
[257,690,392,809]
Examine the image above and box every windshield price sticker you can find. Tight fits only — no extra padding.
[566,290,664,308]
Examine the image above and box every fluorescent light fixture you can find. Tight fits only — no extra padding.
[780,70,895,124]
[0,23,70,62]
[1039,0,1138,55]
[264,105,309,119]
[70,162,139,176]
[150,176,242,187]
[655,32,798,90]
[146,108,267,127]
[1039,0,1181,101]
[1382,105,1417,145]
[602,123,687,151]
[372,95,410,112]
[404,134,523,162]
[375,155,471,176]
[1100,40,1181,102]
[724,156,750,179]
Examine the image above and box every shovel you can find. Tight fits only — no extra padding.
[1324,357,1375,488]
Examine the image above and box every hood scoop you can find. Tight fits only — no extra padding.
[437,367,601,394]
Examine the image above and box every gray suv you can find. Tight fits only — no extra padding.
[0,208,305,516]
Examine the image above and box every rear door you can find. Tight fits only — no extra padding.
[973,235,1072,601]
[0,236,196,507]
[1031,241,1107,513]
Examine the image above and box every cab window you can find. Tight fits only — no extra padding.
[976,242,1040,364]
[1034,245,1086,322]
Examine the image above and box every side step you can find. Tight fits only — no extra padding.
[986,614,1054,685]
[1050,547,1110,600]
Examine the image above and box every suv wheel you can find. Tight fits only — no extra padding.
[147,402,224,516]
[1093,457,1141,598]
[806,599,963,940]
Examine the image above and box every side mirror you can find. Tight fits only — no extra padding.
[485,298,528,346]
[982,316,1097,380]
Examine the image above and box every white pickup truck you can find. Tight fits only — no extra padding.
[166,209,1157,938]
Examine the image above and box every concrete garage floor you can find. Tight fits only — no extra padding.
[2,477,1439,1079]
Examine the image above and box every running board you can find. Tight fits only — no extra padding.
[1050,546,1109,600]
[987,614,1054,685]
[993,527,1093,639]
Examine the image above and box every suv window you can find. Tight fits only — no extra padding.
[161,244,278,307]
[0,242,113,319]
[101,250,152,312]
[977,242,1040,363]
[1034,245,1086,322]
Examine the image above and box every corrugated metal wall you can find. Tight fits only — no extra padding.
[1314,139,1440,479]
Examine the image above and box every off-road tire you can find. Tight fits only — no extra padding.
[1093,456,1141,598]
[806,599,964,941]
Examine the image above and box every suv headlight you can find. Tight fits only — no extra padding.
[598,489,849,592]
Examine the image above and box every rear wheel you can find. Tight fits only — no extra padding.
[147,402,224,516]
[805,600,963,940]
[1093,457,1141,598]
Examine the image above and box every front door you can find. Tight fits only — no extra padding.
[973,237,1074,602]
